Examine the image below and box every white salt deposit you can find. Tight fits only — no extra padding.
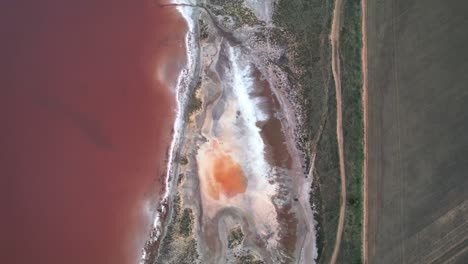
[197,45,280,246]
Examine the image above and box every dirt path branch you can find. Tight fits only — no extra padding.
[330,0,346,263]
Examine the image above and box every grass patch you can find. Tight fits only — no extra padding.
[338,0,364,263]
[273,0,334,145]
[236,251,265,264]
[208,0,260,27]
[156,195,198,263]
[273,1,340,263]
[179,155,188,166]
[199,18,209,40]
[314,86,340,264]
[228,226,244,249]
[179,208,194,238]
[186,77,202,119]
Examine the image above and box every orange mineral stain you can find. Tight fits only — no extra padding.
[205,141,247,199]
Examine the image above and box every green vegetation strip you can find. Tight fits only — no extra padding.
[338,0,364,263]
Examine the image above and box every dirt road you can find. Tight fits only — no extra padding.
[361,0,368,263]
[329,0,346,263]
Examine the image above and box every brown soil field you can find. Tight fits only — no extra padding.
[366,0,468,263]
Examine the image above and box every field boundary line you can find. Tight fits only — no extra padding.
[361,0,369,262]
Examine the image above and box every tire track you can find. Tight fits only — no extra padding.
[390,1,406,262]
[330,0,346,262]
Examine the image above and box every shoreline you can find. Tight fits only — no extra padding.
[2,1,190,263]
[139,4,198,263]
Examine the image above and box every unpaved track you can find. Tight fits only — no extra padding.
[330,0,345,263]
[361,0,368,262]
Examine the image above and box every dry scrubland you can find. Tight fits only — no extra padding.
[367,0,468,263]
[274,0,364,263]
[273,1,338,262]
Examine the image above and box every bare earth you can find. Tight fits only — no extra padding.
[330,0,346,263]
[152,2,321,263]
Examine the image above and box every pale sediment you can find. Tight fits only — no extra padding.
[149,1,319,263]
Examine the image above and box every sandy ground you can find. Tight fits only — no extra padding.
[152,2,320,263]
[193,4,318,263]
[361,0,368,262]
[329,0,346,263]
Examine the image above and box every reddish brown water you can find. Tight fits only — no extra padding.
[1,1,187,263]
[251,68,292,169]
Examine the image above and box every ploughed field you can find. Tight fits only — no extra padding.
[366,0,468,263]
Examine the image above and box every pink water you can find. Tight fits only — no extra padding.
[1,1,187,263]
